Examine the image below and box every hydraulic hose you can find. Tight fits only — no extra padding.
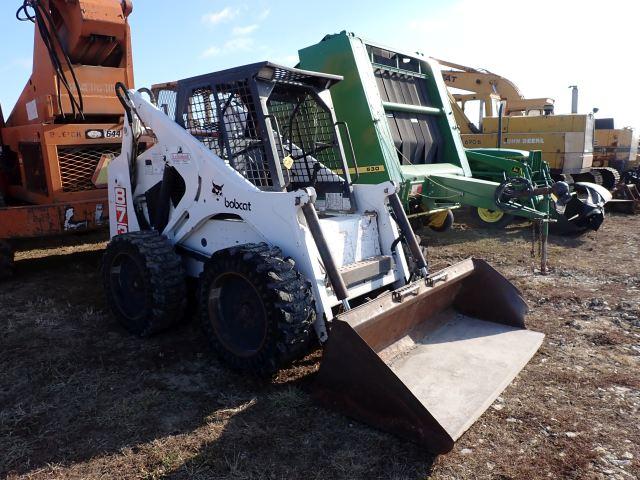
[388,192,428,275]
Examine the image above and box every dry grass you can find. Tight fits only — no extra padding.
[1,212,638,479]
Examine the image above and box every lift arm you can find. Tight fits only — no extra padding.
[435,58,554,116]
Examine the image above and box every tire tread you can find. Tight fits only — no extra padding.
[199,242,314,376]
[103,230,186,336]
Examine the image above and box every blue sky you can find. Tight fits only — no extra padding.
[1,0,638,128]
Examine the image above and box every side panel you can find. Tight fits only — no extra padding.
[2,123,123,205]
[0,201,108,238]
[180,219,265,276]
[298,34,403,185]
[461,132,592,174]
[593,128,638,170]
[564,132,593,173]
[482,114,593,134]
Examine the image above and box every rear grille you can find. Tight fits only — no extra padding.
[57,145,120,192]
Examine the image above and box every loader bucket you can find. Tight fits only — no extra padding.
[314,258,544,454]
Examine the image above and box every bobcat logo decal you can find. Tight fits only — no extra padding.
[212,181,224,200]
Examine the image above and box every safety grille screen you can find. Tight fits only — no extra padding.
[58,145,120,192]
[183,82,274,188]
[268,86,344,191]
[155,87,178,120]
[174,63,349,199]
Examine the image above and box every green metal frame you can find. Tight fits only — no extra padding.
[465,148,552,221]
[298,32,550,223]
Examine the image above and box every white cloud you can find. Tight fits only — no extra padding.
[200,46,221,58]
[258,8,270,20]
[202,7,237,25]
[275,54,298,66]
[232,24,258,36]
[200,37,254,58]
[224,37,254,51]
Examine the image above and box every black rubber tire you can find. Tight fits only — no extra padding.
[0,240,14,281]
[471,208,514,229]
[103,230,187,337]
[199,243,315,376]
[428,210,454,233]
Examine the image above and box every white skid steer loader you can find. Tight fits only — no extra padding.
[105,63,544,454]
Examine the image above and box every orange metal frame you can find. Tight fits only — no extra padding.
[2,123,123,205]
[0,200,108,238]
[0,0,134,239]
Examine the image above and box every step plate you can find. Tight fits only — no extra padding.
[338,255,392,287]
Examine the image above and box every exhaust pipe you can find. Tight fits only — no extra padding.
[569,85,578,114]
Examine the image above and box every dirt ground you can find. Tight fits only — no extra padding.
[1,211,638,480]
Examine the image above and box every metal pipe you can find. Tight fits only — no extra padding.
[341,299,351,312]
[540,195,550,275]
[497,102,504,149]
[569,85,578,114]
[382,101,441,116]
[302,202,350,302]
[540,225,548,274]
[387,192,428,274]
[256,93,287,191]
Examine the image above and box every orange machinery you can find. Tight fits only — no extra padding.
[0,0,134,277]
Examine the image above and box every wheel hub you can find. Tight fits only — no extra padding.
[109,253,147,321]
[477,208,505,223]
[427,211,449,228]
[209,273,268,358]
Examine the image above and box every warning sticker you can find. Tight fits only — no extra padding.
[283,155,294,170]
[26,100,38,121]
[172,152,191,164]
[335,164,386,175]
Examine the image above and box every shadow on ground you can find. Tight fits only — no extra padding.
[421,211,593,251]
[156,384,436,480]
[0,249,435,479]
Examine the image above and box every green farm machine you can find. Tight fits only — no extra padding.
[297,32,609,237]
[465,148,609,234]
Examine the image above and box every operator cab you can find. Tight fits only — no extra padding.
[152,63,355,213]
